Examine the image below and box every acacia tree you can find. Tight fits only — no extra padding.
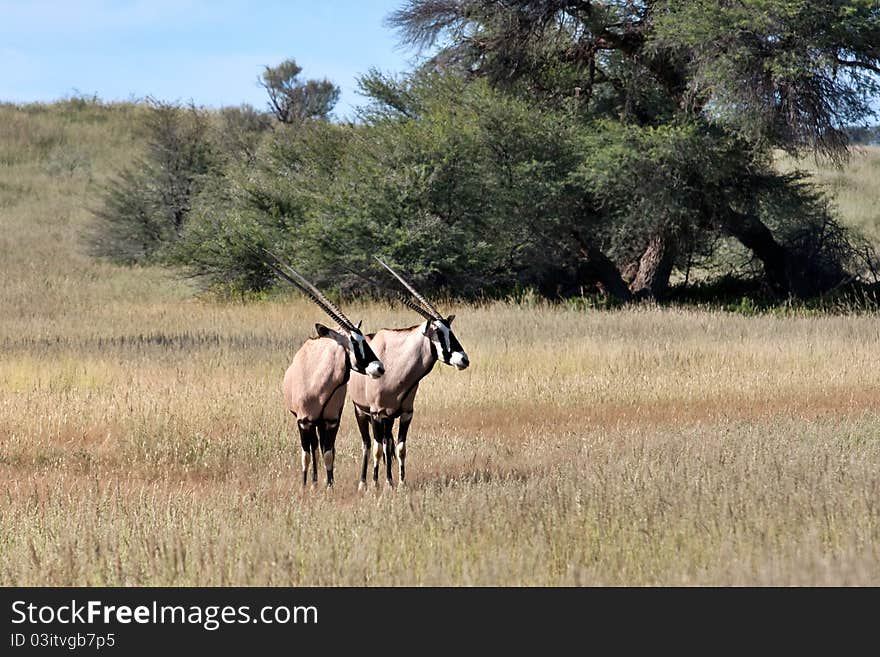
[260,59,341,124]
[388,0,880,299]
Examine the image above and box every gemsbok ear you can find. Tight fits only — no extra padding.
[446,314,456,325]
[355,319,363,330]
[315,323,332,337]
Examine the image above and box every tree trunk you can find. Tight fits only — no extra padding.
[720,210,813,298]
[629,233,676,299]
[570,231,633,302]
[620,259,640,285]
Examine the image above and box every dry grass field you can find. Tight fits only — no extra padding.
[1,101,879,585]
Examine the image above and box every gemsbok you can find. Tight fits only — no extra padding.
[349,257,469,488]
[259,249,385,487]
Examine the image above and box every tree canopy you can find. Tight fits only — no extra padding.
[91,5,880,304]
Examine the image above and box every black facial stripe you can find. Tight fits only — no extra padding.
[350,334,379,371]
[436,323,463,362]
[434,327,450,361]
[350,336,365,368]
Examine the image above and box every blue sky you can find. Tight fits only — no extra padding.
[0,1,424,119]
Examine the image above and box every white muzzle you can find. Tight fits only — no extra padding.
[366,361,385,378]
[450,351,469,370]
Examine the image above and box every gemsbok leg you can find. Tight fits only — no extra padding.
[297,421,319,487]
[395,411,413,485]
[370,417,385,485]
[354,406,372,488]
[317,419,339,487]
[311,443,319,483]
[383,419,394,485]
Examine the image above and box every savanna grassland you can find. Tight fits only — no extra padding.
[1,101,880,585]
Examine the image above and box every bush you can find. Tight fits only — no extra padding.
[89,100,220,263]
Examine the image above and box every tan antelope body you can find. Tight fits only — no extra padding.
[258,249,384,487]
[349,259,469,487]
[347,325,435,418]
[283,335,350,423]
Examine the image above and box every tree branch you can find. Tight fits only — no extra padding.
[834,57,880,76]
[569,230,633,301]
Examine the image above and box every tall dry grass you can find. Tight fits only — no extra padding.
[1,102,879,585]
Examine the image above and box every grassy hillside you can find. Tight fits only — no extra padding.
[1,101,879,585]
[0,100,193,335]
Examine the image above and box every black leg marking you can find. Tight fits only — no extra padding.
[384,418,394,485]
[397,414,413,442]
[354,405,372,485]
[318,419,339,487]
[397,414,412,483]
[312,448,318,482]
[297,423,318,488]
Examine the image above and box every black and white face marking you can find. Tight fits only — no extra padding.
[427,315,469,370]
[349,329,384,378]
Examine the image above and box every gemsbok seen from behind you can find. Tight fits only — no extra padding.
[259,249,385,487]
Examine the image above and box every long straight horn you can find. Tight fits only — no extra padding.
[395,292,436,321]
[256,247,355,331]
[374,256,443,321]
[343,264,436,322]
